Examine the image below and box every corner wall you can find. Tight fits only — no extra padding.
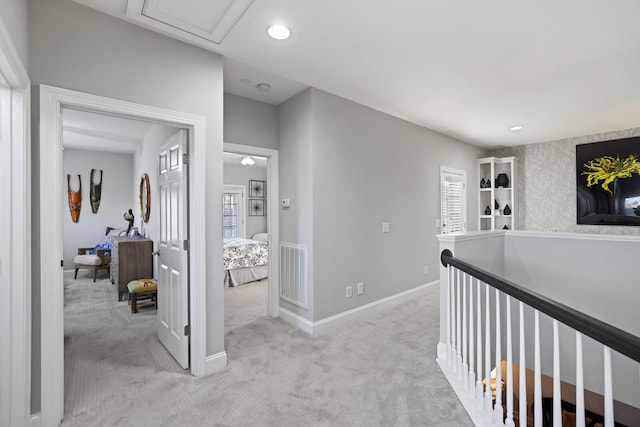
[277,89,314,320]
[311,89,486,321]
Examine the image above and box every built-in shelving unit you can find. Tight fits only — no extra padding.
[478,156,516,231]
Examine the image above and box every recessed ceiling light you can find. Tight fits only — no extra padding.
[256,83,271,92]
[509,125,524,132]
[267,24,291,40]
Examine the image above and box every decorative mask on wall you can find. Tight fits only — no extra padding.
[90,169,103,214]
[67,174,82,223]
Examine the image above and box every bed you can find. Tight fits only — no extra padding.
[223,234,268,287]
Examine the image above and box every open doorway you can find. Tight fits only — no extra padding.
[61,108,190,418]
[223,152,269,332]
[39,85,212,426]
[223,143,280,333]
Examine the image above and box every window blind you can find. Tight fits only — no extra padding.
[441,172,466,234]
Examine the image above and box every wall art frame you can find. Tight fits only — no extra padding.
[249,198,265,216]
[576,136,640,226]
[249,180,266,198]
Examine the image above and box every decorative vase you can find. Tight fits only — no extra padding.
[480,178,486,188]
[503,225,509,230]
[496,173,510,188]
[503,204,512,216]
[494,199,499,210]
[486,179,491,188]
[485,206,491,215]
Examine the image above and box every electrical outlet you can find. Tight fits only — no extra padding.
[424,266,429,275]
[357,282,364,295]
[346,286,353,298]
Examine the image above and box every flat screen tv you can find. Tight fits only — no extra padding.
[576,136,640,225]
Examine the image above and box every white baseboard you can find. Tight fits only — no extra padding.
[30,413,41,427]
[203,351,227,375]
[278,307,314,335]
[437,341,448,360]
[279,280,439,336]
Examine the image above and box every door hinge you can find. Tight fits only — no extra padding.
[183,153,189,165]
[184,325,190,336]
[183,239,189,251]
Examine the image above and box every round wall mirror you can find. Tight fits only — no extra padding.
[139,173,151,223]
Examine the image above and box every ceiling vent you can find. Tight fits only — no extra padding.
[126,0,254,49]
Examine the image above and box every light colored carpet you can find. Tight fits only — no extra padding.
[224,279,268,334]
[62,276,473,426]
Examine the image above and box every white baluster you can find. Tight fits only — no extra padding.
[476,279,483,407]
[450,267,456,370]
[447,265,452,365]
[505,295,515,427]
[534,310,542,427]
[576,332,585,427]
[604,346,614,427]
[553,320,561,427]
[519,302,527,427]
[468,276,476,398]
[494,289,504,424]
[484,283,492,424]
[462,273,468,387]
[456,269,462,376]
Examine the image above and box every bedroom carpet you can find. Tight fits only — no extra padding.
[224,279,269,334]
[62,276,472,426]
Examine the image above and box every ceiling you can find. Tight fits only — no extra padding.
[72,0,640,149]
[63,108,156,153]
[64,108,268,168]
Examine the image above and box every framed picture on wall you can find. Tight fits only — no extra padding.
[249,199,265,216]
[576,136,640,226]
[249,180,266,198]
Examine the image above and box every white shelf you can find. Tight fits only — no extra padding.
[477,156,517,231]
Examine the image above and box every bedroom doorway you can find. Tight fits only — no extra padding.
[223,143,280,332]
[60,110,191,418]
[40,86,210,426]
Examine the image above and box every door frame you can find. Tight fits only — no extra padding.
[39,85,209,425]
[223,142,279,317]
[0,17,31,427]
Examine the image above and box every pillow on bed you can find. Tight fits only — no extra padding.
[252,232,268,242]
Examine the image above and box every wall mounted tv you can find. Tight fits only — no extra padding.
[576,136,640,226]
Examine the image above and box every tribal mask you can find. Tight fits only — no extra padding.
[67,174,82,223]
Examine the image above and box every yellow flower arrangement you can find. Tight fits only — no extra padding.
[582,153,640,195]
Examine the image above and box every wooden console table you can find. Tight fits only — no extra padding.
[110,236,153,301]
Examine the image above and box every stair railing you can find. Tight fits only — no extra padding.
[439,249,640,427]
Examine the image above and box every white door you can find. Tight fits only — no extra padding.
[157,129,190,369]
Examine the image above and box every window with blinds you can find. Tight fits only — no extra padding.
[223,192,239,238]
[440,167,467,234]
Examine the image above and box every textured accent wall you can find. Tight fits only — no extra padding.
[493,127,640,235]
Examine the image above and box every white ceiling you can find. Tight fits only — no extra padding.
[63,108,156,153]
[72,0,640,149]
[63,108,269,167]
